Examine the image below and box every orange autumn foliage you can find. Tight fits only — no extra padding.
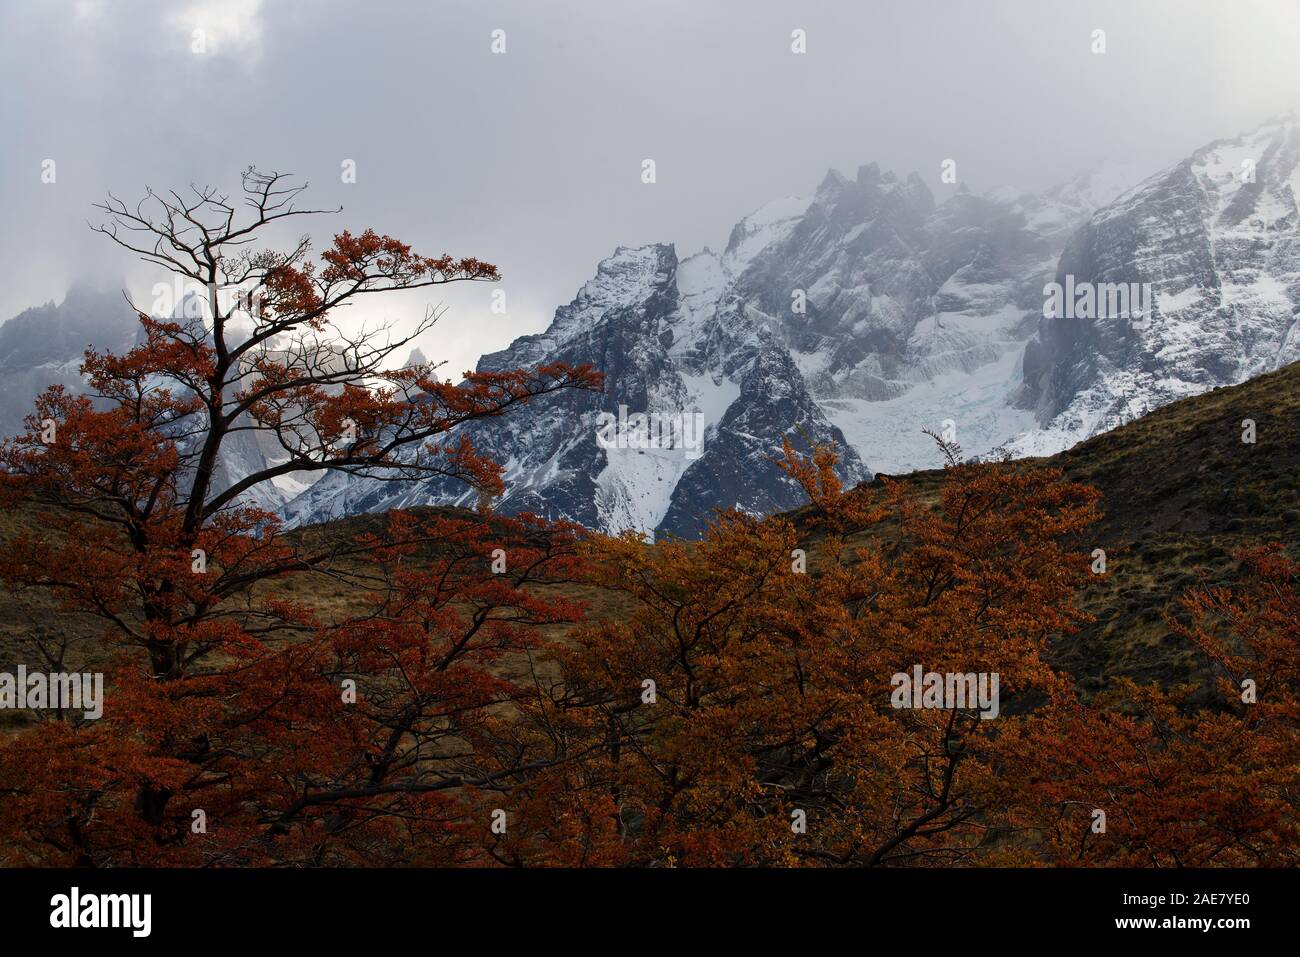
[513,437,1103,865]
[509,438,1300,867]
[1004,544,1300,866]
[0,169,1295,869]
[0,170,601,865]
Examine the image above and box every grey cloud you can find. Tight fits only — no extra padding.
[3,0,1299,376]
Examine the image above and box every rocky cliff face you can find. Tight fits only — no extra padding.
[284,242,867,538]
[284,156,1111,535]
[730,165,1073,473]
[1010,115,1300,455]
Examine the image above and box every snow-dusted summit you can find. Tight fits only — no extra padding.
[1011,114,1300,454]
[285,150,1139,534]
[13,118,1296,538]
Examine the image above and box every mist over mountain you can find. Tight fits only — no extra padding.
[1012,114,1300,454]
[0,284,290,511]
[285,118,1300,535]
[7,116,1300,538]
[0,281,137,439]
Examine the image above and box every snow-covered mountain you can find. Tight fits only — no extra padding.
[285,117,1300,536]
[284,153,1136,535]
[284,241,867,538]
[1011,115,1300,453]
[12,116,1299,538]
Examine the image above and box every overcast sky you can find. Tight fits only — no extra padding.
[4,0,1300,376]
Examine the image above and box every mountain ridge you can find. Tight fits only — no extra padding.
[283,141,1160,533]
[6,116,1298,540]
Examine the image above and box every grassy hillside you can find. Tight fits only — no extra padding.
[1050,360,1299,692]
[811,360,1300,697]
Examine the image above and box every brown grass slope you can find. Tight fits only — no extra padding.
[1045,359,1299,693]
[798,359,1300,697]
